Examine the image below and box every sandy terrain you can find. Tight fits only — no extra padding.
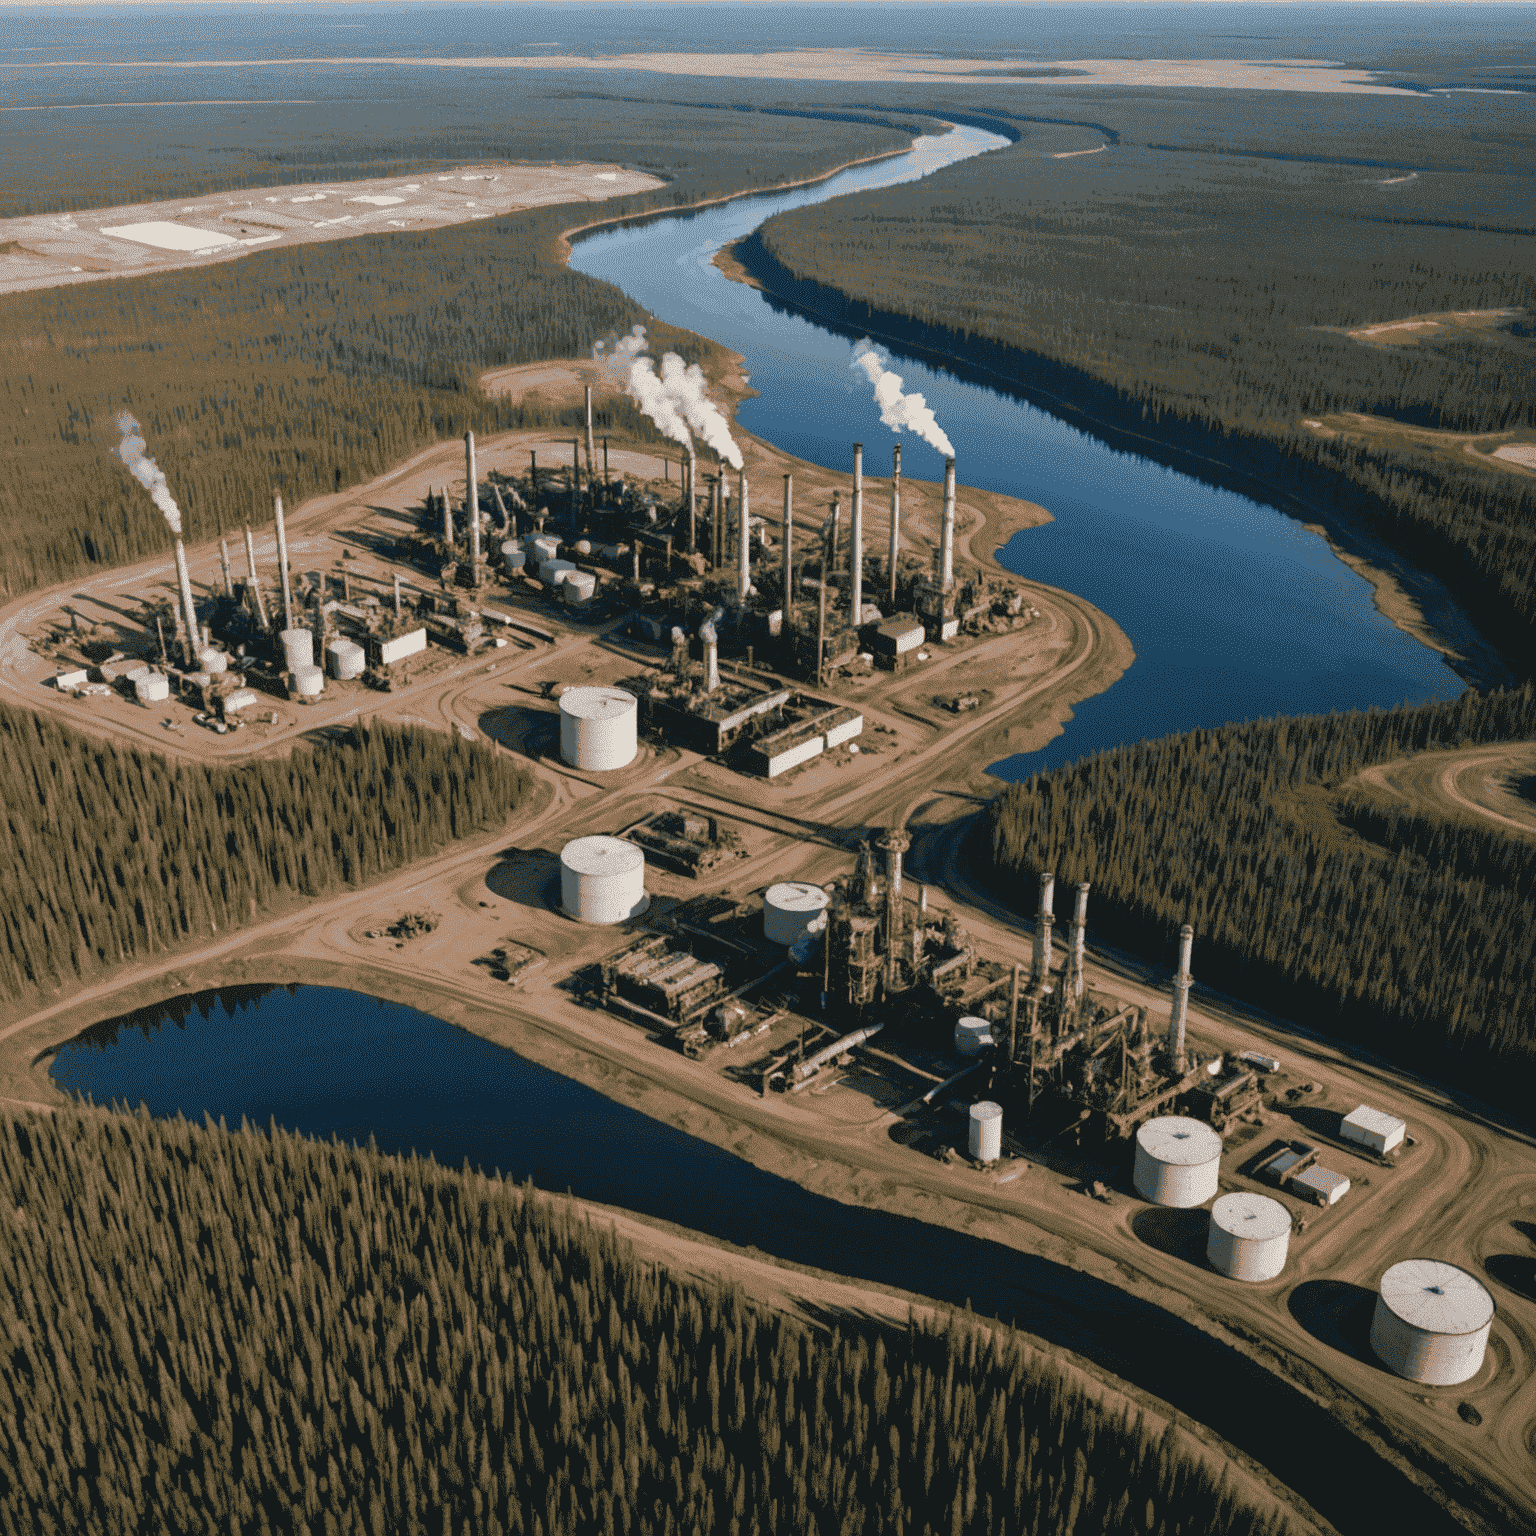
[12,52,1425,96]
[1493,444,1536,471]
[1354,741,1536,838]
[0,161,664,296]
[1342,309,1525,347]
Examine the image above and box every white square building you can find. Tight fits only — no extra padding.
[1341,1104,1406,1155]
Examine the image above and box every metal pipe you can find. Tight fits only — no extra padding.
[1168,923,1194,1074]
[274,493,295,633]
[1031,870,1055,984]
[465,431,480,570]
[917,1059,984,1107]
[850,442,863,623]
[940,456,956,590]
[737,470,750,601]
[889,442,901,610]
[491,483,510,534]
[173,538,199,668]
[793,1023,883,1084]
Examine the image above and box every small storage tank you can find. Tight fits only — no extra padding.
[1133,1116,1222,1208]
[198,648,228,675]
[526,534,561,563]
[560,835,647,924]
[763,882,830,947]
[1370,1260,1494,1385]
[558,687,638,771]
[954,1017,994,1057]
[133,671,170,705]
[574,539,592,556]
[562,571,597,605]
[1207,1191,1291,1281]
[969,1102,1003,1163]
[292,664,324,698]
[324,639,365,680]
[280,628,313,672]
[540,558,577,586]
[499,541,526,571]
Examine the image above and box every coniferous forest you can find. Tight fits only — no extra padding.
[0,705,529,1001]
[0,1108,1307,1536]
[989,685,1536,1102]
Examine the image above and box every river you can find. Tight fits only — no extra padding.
[570,122,1462,777]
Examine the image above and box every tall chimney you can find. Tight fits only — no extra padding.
[850,442,863,623]
[889,443,902,610]
[492,482,510,534]
[815,521,828,685]
[274,494,295,633]
[393,572,402,619]
[219,537,233,596]
[701,622,719,693]
[571,439,581,529]
[1168,924,1194,1074]
[441,485,453,544]
[829,491,841,580]
[685,445,697,549]
[940,457,956,590]
[584,385,595,480]
[173,538,200,668]
[1030,870,1056,985]
[712,477,723,571]
[465,431,480,570]
[781,474,794,630]
[737,470,750,601]
[242,525,269,629]
[1068,882,1090,1003]
[632,543,641,584]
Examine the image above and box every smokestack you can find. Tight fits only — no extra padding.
[242,525,269,629]
[441,485,453,545]
[737,471,750,601]
[632,543,641,584]
[603,436,610,493]
[701,622,719,693]
[492,482,510,534]
[815,519,829,686]
[1030,871,1056,985]
[712,476,723,571]
[1068,882,1090,1003]
[585,385,595,481]
[173,538,199,668]
[393,572,402,619]
[571,439,581,529]
[850,443,863,623]
[1168,924,1194,1074]
[685,444,697,549]
[829,491,841,580]
[465,431,480,570]
[274,494,295,633]
[219,537,232,596]
[940,457,956,590]
[781,474,793,632]
[889,443,901,610]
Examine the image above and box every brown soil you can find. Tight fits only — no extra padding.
[1352,741,1536,838]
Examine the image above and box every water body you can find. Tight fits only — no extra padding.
[570,123,1463,778]
[49,984,1462,1536]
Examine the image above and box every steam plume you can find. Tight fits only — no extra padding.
[593,324,649,380]
[849,340,954,458]
[114,412,182,533]
[659,354,742,470]
[625,357,693,448]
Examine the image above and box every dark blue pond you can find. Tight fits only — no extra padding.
[569,123,1463,777]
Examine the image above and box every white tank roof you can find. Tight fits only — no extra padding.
[1210,1191,1290,1242]
[560,835,644,877]
[560,686,635,720]
[970,1101,1002,1122]
[1378,1260,1494,1335]
[1136,1116,1221,1164]
[766,882,830,914]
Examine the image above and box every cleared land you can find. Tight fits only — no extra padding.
[0,162,664,296]
[1354,741,1536,838]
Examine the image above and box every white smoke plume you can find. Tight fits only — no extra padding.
[849,339,954,458]
[114,412,182,534]
[625,356,693,449]
[659,353,742,470]
[593,324,650,381]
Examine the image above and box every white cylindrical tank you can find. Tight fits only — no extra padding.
[574,539,592,556]
[133,672,170,705]
[1206,1191,1291,1281]
[1133,1116,1222,1207]
[526,534,561,563]
[954,1017,994,1057]
[1370,1260,1494,1385]
[763,882,831,947]
[562,571,597,605]
[500,541,526,571]
[540,557,576,586]
[969,1102,1003,1163]
[280,628,313,671]
[292,664,324,698]
[198,648,228,675]
[558,687,638,771]
[560,836,647,924]
[325,639,365,680]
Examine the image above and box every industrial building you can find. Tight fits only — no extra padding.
[1341,1104,1406,1155]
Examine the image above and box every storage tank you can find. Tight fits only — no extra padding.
[1133,1116,1222,1207]
[1206,1191,1291,1281]
[558,687,638,771]
[325,639,365,680]
[953,1017,994,1057]
[763,882,831,947]
[526,534,561,563]
[198,648,228,675]
[574,539,592,556]
[540,558,577,586]
[560,835,647,924]
[280,628,313,672]
[500,541,526,571]
[133,671,170,705]
[968,1102,1003,1163]
[1370,1260,1494,1385]
[562,571,597,605]
[292,664,324,698]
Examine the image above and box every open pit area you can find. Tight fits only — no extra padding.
[0,161,665,296]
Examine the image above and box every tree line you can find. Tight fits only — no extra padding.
[988,685,1536,1103]
[0,1106,1309,1536]
[0,706,530,1002]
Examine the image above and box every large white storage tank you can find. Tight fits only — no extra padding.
[325,639,365,680]
[560,836,647,924]
[1369,1260,1494,1385]
[292,664,324,698]
[763,882,830,947]
[954,1017,994,1057]
[558,687,638,771]
[563,571,598,606]
[1206,1191,1291,1281]
[540,558,576,586]
[280,628,313,672]
[1133,1116,1222,1208]
[969,1102,1003,1163]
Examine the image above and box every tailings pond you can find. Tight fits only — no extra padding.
[570,122,1463,776]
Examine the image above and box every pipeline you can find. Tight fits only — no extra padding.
[792,1023,884,1086]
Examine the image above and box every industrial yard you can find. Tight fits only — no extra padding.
[1,359,1533,1536]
